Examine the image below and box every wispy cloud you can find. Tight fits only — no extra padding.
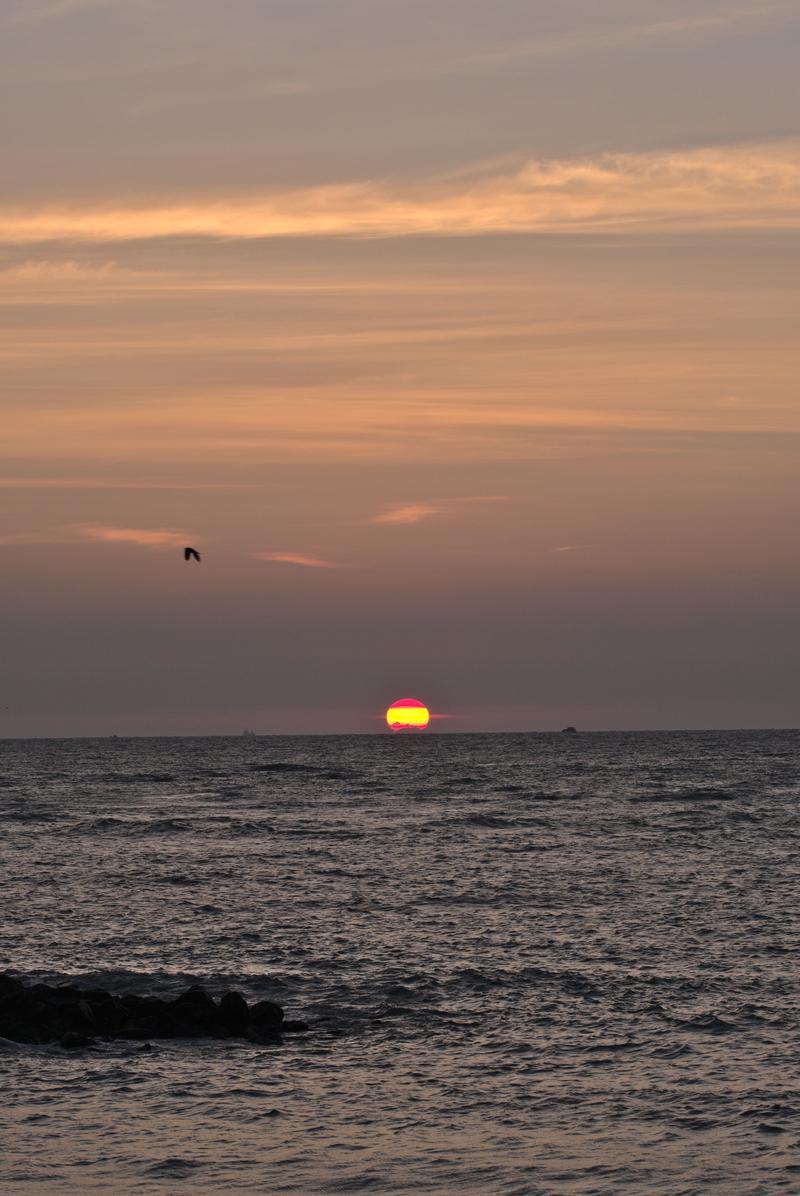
[0,531,63,547]
[369,496,511,526]
[2,142,799,245]
[70,524,190,548]
[115,3,799,110]
[2,259,121,283]
[5,0,129,25]
[0,524,192,548]
[423,3,798,79]
[369,502,445,526]
[251,3,798,98]
[0,477,242,489]
[251,552,342,569]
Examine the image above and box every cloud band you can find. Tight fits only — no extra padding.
[2,142,799,245]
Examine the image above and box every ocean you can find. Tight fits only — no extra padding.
[1,730,799,1194]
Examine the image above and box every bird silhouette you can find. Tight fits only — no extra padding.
[183,546,201,562]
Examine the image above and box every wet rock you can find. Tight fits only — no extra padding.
[246,999,285,1042]
[250,999,284,1028]
[59,1031,95,1049]
[169,986,220,1035]
[56,999,97,1034]
[0,972,303,1045]
[173,984,215,1009]
[119,994,176,1038]
[219,991,250,1032]
[86,991,124,1034]
[0,975,23,1001]
[1,1022,42,1045]
[116,1024,156,1040]
[54,984,83,1000]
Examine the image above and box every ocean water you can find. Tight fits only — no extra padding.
[1,730,799,1195]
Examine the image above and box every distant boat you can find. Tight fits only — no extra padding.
[561,726,578,734]
[241,729,256,737]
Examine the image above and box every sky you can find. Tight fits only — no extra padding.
[2,0,799,735]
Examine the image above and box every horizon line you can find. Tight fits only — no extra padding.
[1,726,797,742]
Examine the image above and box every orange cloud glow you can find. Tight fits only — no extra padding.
[0,524,194,549]
[369,503,445,526]
[0,477,246,489]
[3,142,799,244]
[70,524,191,548]
[369,496,512,525]
[252,552,341,568]
[2,259,121,282]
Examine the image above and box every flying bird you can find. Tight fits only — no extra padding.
[183,546,201,562]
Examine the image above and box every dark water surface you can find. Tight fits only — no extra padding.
[1,731,799,1194]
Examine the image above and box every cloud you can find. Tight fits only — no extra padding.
[369,496,511,526]
[2,142,799,245]
[452,495,512,506]
[76,2,797,109]
[5,0,128,24]
[69,524,190,548]
[429,2,798,78]
[251,552,342,569]
[369,502,445,526]
[0,524,191,548]
[0,531,63,546]
[2,259,121,283]
[0,477,247,489]
[251,3,798,97]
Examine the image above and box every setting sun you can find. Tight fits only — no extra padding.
[385,698,430,732]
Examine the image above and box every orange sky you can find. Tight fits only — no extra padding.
[2,0,799,733]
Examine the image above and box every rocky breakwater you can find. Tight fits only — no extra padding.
[0,974,309,1048]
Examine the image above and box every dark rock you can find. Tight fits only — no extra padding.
[119,994,176,1036]
[0,991,30,1020]
[281,1020,310,1033]
[27,983,58,1002]
[219,991,249,1032]
[168,987,220,1036]
[246,1026,283,1044]
[83,987,117,1002]
[250,999,284,1028]
[1,1022,42,1045]
[57,999,97,1033]
[0,975,24,1000]
[116,1024,157,1040]
[59,1031,95,1049]
[173,984,215,1009]
[87,994,124,1034]
[120,993,164,1015]
[0,976,300,1045]
[54,984,83,1000]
